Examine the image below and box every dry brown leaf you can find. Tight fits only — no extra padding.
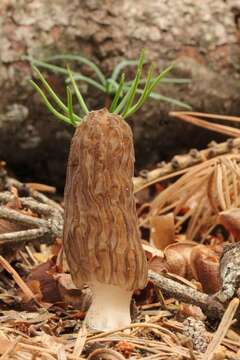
[148,255,168,274]
[164,242,196,279]
[190,245,221,294]
[218,208,240,241]
[26,258,62,303]
[150,213,175,250]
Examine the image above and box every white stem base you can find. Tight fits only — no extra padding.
[85,282,133,331]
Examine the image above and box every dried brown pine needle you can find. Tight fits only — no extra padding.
[204,298,240,360]
[170,111,240,138]
[148,154,240,241]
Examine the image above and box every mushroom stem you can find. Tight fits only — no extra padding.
[85,282,133,331]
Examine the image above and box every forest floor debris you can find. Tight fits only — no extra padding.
[1,153,240,359]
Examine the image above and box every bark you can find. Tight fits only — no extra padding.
[1,0,240,187]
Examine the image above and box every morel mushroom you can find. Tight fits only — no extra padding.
[30,51,173,331]
[63,108,147,330]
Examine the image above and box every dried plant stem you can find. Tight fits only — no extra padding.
[148,270,224,319]
[204,298,240,360]
[133,137,240,193]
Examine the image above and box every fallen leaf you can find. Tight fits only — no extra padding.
[150,213,175,250]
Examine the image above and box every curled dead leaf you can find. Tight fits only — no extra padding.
[218,208,240,241]
[190,245,220,294]
[26,258,61,303]
[164,242,196,279]
[26,259,92,309]
[148,255,168,274]
[57,273,92,310]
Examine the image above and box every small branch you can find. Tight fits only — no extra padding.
[0,206,46,228]
[7,177,63,214]
[0,192,60,218]
[148,270,224,319]
[0,228,49,243]
[0,191,63,237]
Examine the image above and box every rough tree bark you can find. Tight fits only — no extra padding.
[0,0,240,187]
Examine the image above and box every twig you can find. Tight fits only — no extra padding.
[148,270,224,319]
[204,297,240,360]
[0,192,58,216]
[0,194,63,239]
[0,206,46,228]
[0,228,49,243]
[7,177,63,214]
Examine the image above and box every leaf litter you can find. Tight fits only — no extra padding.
[1,114,240,358]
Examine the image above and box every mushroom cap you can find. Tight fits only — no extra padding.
[63,108,147,291]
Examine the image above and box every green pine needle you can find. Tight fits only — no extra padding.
[109,73,125,113]
[31,67,84,126]
[33,65,79,121]
[67,67,89,116]
[124,64,154,118]
[30,51,191,127]
[67,86,75,125]
[30,79,74,125]
[121,50,145,117]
